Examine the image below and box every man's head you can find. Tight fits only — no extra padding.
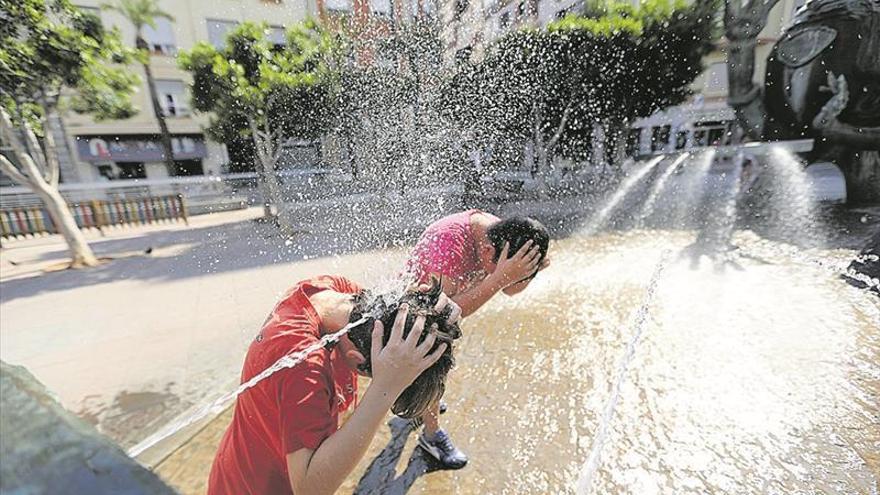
[344,282,459,419]
[481,216,550,278]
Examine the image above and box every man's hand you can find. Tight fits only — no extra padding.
[490,241,542,288]
[369,304,448,396]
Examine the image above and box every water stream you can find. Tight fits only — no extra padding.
[127,316,368,458]
[585,156,665,234]
[636,153,690,226]
[576,252,670,494]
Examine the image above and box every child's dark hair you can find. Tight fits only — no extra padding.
[487,216,550,266]
[345,281,459,418]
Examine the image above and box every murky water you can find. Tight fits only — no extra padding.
[371,230,880,495]
[154,227,878,495]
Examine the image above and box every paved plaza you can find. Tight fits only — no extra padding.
[0,208,410,450]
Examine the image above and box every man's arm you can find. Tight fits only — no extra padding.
[286,308,446,495]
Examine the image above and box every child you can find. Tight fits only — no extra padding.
[406,211,551,469]
[207,277,460,495]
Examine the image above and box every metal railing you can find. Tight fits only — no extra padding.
[1,195,187,239]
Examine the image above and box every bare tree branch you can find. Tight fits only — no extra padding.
[22,123,47,172]
[40,105,61,187]
[546,101,575,152]
[0,153,33,186]
[0,108,47,185]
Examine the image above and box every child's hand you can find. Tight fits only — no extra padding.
[492,241,542,287]
[369,304,447,395]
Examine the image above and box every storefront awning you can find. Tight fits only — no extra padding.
[75,134,207,163]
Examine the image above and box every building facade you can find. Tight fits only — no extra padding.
[57,0,313,184]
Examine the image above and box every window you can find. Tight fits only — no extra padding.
[370,0,392,16]
[625,128,642,157]
[674,130,688,149]
[651,125,670,152]
[268,25,286,47]
[155,80,189,117]
[117,162,146,179]
[324,0,353,12]
[142,17,176,55]
[207,19,239,49]
[174,159,204,176]
[692,120,731,147]
[499,11,511,29]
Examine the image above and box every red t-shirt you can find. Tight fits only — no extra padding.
[207,275,362,495]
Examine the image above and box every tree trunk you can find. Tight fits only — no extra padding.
[140,38,177,177]
[35,184,99,267]
[248,119,295,236]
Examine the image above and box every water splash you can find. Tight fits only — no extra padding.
[671,149,715,228]
[585,156,665,234]
[127,316,369,458]
[636,152,690,226]
[764,146,823,245]
[713,152,746,249]
[575,253,669,494]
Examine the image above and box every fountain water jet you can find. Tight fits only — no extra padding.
[763,146,823,246]
[127,317,369,458]
[575,253,669,495]
[635,152,691,226]
[585,155,665,234]
[671,149,715,228]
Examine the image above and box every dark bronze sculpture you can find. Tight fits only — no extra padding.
[725,0,880,202]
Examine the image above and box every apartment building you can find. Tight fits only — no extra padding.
[57,0,313,183]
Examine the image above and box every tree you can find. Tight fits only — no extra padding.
[101,0,177,176]
[0,0,138,267]
[442,0,717,178]
[332,20,468,192]
[179,20,338,235]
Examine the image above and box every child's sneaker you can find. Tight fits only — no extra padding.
[417,429,468,470]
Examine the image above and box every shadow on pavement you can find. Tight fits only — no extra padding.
[353,417,445,495]
[0,217,419,304]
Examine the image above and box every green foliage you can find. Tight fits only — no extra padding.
[0,0,139,129]
[100,0,173,32]
[178,20,338,150]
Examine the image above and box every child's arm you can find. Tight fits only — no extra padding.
[286,310,446,495]
[452,242,542,317]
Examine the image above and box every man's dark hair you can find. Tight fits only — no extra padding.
[346,282,459,418]
[487,216,550,266]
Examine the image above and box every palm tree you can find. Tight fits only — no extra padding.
[102,0,177,176]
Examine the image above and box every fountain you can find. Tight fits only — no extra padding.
[724,0,880,204]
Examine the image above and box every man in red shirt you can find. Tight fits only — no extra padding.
[207,276,461,495]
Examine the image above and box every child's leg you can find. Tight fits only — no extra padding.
[422,401,441,437]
